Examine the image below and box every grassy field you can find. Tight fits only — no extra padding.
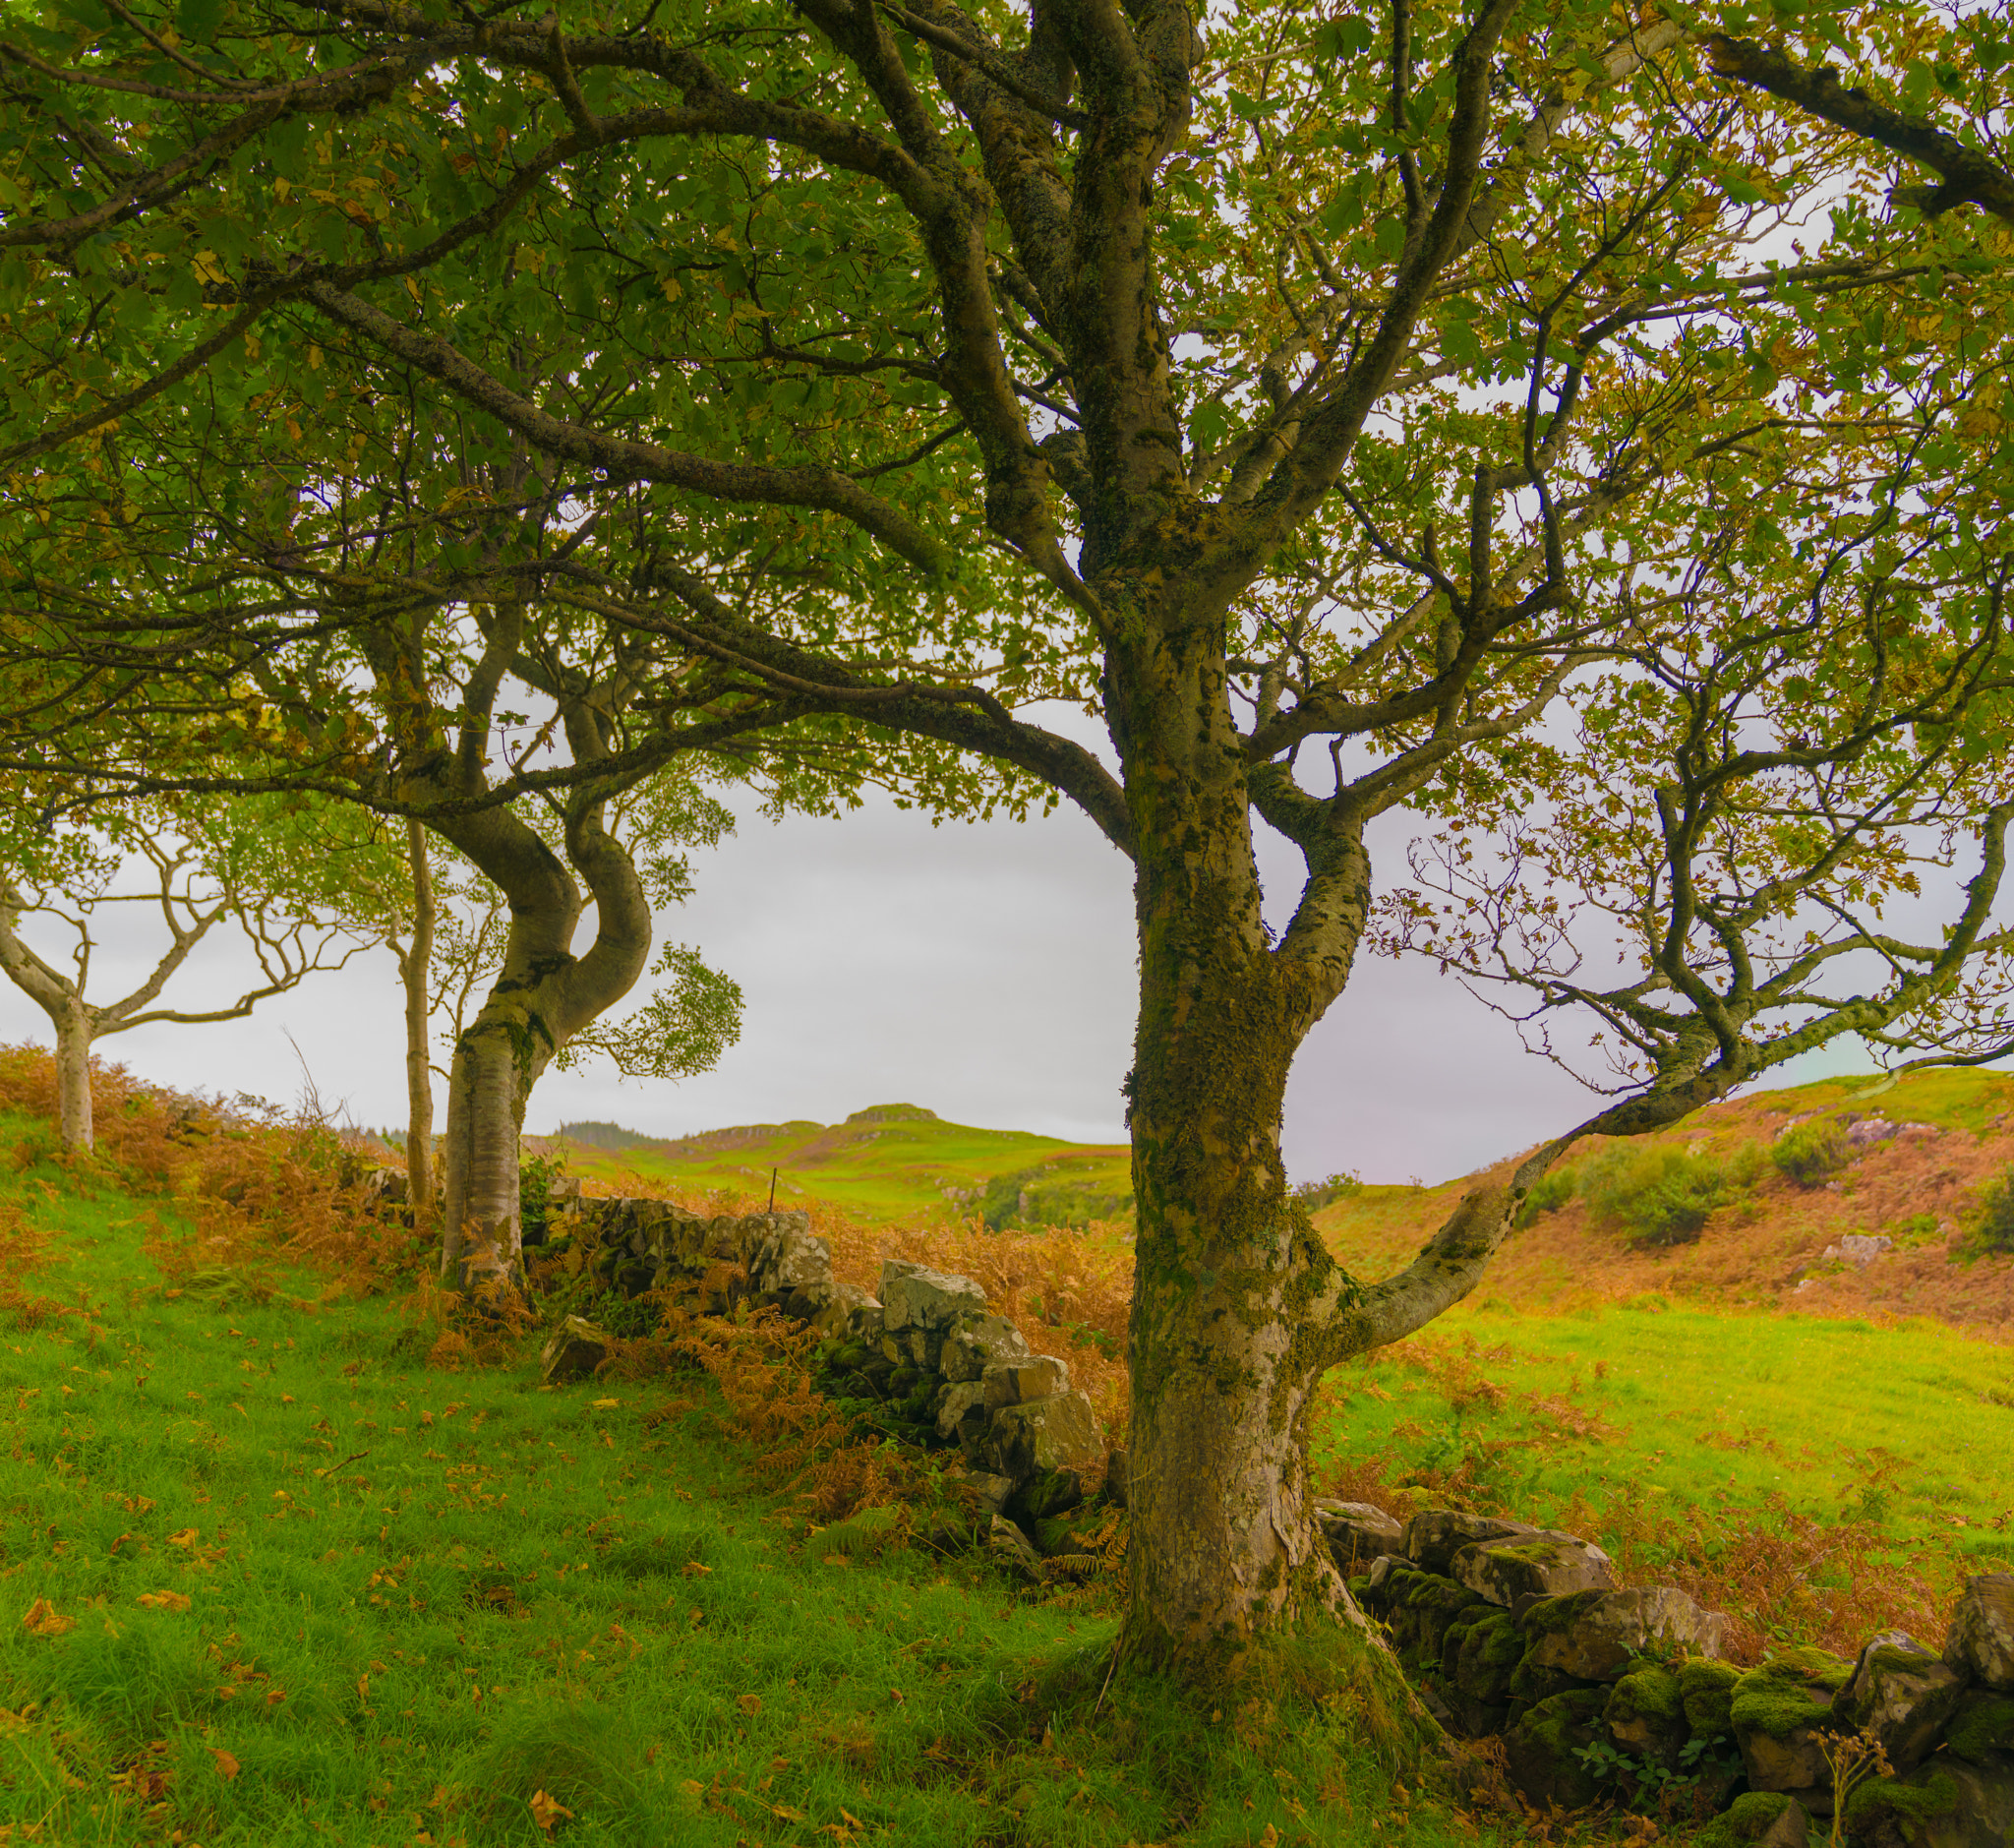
[11,1049,2014,1845]
[529,1105,1131,1230]
[0,1100,1450,1848]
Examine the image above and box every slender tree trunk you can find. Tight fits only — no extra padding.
[52,1003,93,1154]
[439,985,548,1293]
[403,817,436,1225]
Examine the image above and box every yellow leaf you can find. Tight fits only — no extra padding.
[737,1693,762,1715]
[208,1747,241,1781]
[21,1599,73,1637]
[274,176,291,202]
[528,1788,573,1832]
[137,1590,191,1612]
[167,1528,198,1548]
[590,1398,619,1409]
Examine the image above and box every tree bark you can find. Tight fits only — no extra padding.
[1114,612,1362,1663]
[402,815,436,1225]
[52,1003,92,1154]
[428,776,655,1293]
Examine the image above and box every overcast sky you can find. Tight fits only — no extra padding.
[0,736,1892,1186]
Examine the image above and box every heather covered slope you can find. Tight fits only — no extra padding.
[1312,1068,2014,1330]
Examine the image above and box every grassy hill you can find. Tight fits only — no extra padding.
[532,1103,1133,1229]
[1310,1065,2014,1326]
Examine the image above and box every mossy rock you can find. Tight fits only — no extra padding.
[1609,1662,1684,1728]
[1456,1611,1524,1705]
[1845,1766,1962,1838]
[1732,1650,1852,1741]
[1695,1791,1796,1848]
[1942,1691,2014,1765]
[1680,1657,1743,1735]
[1519,1587,1609,1638]
[1503,1687,1609,1811]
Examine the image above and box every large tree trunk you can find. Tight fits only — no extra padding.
[1115,620,1353,1664]
[402,816,436,1225]
[52,1003,93,1154]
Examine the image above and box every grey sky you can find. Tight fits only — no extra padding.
[0,765,1885,1186]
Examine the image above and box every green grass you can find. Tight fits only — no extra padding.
[0,1118,1467,1848]
[1315,1300,2014,1560]
[544,1104,1132,1228]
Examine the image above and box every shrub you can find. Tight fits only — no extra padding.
[1515,1166,1577,1227]
[1581,1145,1741,1247]
[1294,1171,1364,1212]
[1770,1119,1853,1189]
[1964,1167,2014,1255]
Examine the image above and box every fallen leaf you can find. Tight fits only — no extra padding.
[167,1528,198,1548]
[528,1788,573,1832]
[736,1694,762,1715]
[680,1561,713,1578]
[21,1599,74,1637]
[208,1747,241,1781]
[590,1398,619,1409]
[137,1590,191,1613]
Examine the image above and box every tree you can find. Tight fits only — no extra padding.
[0,786,385,1150]
[4,0,2014,1676]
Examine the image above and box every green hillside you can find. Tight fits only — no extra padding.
[537,1103,1134,1228]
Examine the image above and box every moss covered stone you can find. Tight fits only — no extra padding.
[1844,1766,1961,1838]
[1520,1587,1609,1637]
[1456,1611,1524,1705]
[1942,1690,2014,1765]
[1681,1657,1743,1736]
[1503,1688,1609,1812]
[1732,1652,1849,1741]
[1704,1791,1794,1845]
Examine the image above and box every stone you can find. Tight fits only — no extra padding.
[1404,1508,1536,1576]
[540,1315,609,1386]
[960,1472,1015,1517]
[1944,1575,2014,1692]
[934,1382,986,1443]
[1943,1690,2014,1765]
[1362,1553,1400,1600]
[1316,1500,1406,1575]
[1732,1649,1854,1795]
[808,1282,882,1339]
[746,1216,831,1296]
[1680,1657,1744,1735]
[1848,1757,2014,1848]
[1702,1793,1811,1848]
[1502,1688,1609,1811]
[1839,1233,1893,1265]
[1015,1468,1087,1524]
[1524,1586,1729,1681]
[976,1390,1103,1482]
[1391,1571,1489,1665]
[987,1514,1040,1574]
[981,1355,1071,1410]
[1454,1609,1525,1707]
[939,1314,1033,1383]
[1843,1633,1967,1770]
[1606,1662,1689,1767]
[881,1261,988,1332]
[1451,1532,1615,1612]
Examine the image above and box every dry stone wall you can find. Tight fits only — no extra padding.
[531,1198,1108,1564]
[1329,1501,2014,1846]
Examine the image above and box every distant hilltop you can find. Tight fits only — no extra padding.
[555,1103,938,1154]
